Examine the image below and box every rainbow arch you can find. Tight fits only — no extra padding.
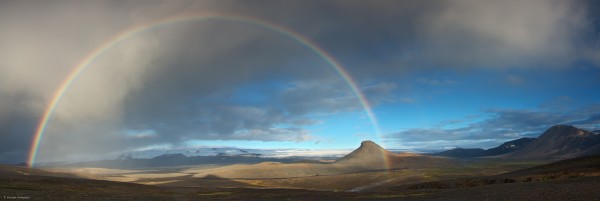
[27,13,383,167]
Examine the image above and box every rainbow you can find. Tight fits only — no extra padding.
[27,13,383,167]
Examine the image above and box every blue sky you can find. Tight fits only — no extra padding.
[183,62,600,151]
[1,0,600,163]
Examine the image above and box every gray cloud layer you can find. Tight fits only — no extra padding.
[0,0,598,163]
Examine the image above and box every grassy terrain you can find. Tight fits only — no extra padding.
[41,158,550,191]
[3,174,599,201]
[2,156,600,200]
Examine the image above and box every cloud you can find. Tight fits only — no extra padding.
[399,98,416,103]
[124,129,158,139]
[278,80,361,116]
[28,27,398,162]
[0,0,598,163]
[387,101,600,149]
[505,74,523,85]
[0,92,40,163]
[539,96,573,110]
[417,78,456,86]
[570,113,600,126]
[415,0,590,68]
[363,82,398,104]
[288,0,597,73]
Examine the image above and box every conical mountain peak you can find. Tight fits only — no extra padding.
[336,140,452,170]
[359,140,384,149]
[337,140,392,163]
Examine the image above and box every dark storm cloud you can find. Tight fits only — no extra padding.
[0,0,598,162]
[254,0,597,73]
[0,92,41,163]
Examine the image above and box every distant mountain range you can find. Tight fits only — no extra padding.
[433,138,535,158]
[49,125,600,168]
[56,140,453,170]
[36,147,351,168]
[57,153,303,169]
[434,125,600,159]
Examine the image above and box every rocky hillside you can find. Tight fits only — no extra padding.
[434,138,535,158]
[508,125,600,159]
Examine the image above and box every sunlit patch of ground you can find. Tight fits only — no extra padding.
[234,169,423,191]
[102,176,140,182]
[121,172,189,179]
[32,158,550,193]
[181,162,393,179]
[136,180,181,185]
[15,171,29,175]
[42,159,550,192]
[183,162,342,179]
[46,167,147,176]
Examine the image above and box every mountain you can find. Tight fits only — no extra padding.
[503,153,600,177]
[508,125,600,159]
[434,137,535,158]
[485,137,536,155]
[336,140,453,169]
[337,140,400,163]
[63,153,299,168]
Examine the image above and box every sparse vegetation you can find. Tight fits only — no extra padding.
[2,142,600,200]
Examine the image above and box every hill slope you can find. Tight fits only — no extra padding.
[486,137,535,155]
[373,154,600,200]
[434,137,534,158]
[509,125,600,159]
[434,148,487,158]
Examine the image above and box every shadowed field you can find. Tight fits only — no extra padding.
[2,157,600,201]
[3,142,600,200]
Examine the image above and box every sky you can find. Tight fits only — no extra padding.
[1,0,600,163]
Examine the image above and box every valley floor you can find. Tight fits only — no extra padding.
[2,156,600,200]
[2,173,599,200]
